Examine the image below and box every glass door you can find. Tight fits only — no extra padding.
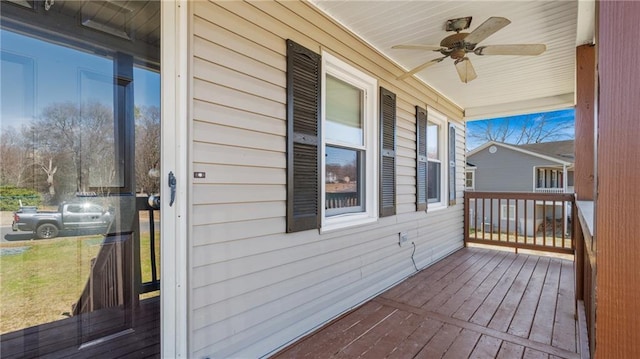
[0,1,160,356]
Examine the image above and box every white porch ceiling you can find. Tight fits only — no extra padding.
[310,1,595,120]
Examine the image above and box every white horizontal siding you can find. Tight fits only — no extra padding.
[188,1,466,358]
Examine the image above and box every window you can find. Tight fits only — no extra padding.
[416,107,448,210]
[321,52,378,230]
[537,168,545,188]
[286,40,396,233]
[500,204,516,221]
[536,168,563,189]
[427,120,441,203]
[465,170,475,190]
[427,111,448,207]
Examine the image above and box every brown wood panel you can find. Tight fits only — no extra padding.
[274,248,579,359]
[358,312,424,358]
[452,253,519,321]
[331,308,405,358]
[276,302,394,358]
[595,2,640,358]
[413,323,462,359]
[524,347,550,359]
[469,255,531,326]
[529,259,562,344]
[393,250,485,305]
[380,249,470,300]
[432,251,510,317]
[496,341,526,359]
[487,256,545,332]
[422,250,502,311]
[402,250,494,307]
[552,260,577,352]
[507,257,551,337]
[574,44,595,201]
[441,329,482,359]
[469,334,502,358]
[385,317,444,359]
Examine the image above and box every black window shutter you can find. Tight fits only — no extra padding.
[379,87,396,217]
[416,106,428,212]
[448,124,457,205]
[286,39,321,233]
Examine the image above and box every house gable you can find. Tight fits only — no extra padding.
[467,142,569,192]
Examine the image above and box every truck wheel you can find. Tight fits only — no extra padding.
[36,223,59,239]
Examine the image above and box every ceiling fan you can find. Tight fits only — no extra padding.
[393,16,546,83]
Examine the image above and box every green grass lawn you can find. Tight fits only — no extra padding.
[0,232,160,334]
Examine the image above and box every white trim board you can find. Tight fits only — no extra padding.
[161,1,189,357]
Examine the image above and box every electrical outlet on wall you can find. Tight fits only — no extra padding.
[399,232,409,246]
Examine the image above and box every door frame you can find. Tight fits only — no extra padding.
[161,1,189,357]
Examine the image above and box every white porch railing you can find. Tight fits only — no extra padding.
[534,187,565,193]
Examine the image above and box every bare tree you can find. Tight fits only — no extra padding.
[35,101,115,200]
[467,111,574,149]
[135,106,161,195]
[41,158,57,196]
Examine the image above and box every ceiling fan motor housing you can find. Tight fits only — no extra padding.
[440,33,475,59]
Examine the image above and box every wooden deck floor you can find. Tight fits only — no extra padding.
[0,297,159,359]
[275,247,579,359]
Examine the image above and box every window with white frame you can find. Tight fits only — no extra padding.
[321,52,377,229]
[465,170,475,190]
[427,111,447,206]
[500,204,516,221]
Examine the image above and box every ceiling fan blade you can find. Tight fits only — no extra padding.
[464,16,511,45]
[392,44,443,51]
[474,44,547,56]
[398,56,447,80]
[455,58,477,83]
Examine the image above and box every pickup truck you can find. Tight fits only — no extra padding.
[12,202,113,239]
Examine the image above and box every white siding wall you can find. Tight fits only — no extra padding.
[189,1,466,357]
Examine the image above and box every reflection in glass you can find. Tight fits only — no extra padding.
[325,146,363,215]
[80,70,118,189]
[326,75,363,145]
[1,0,161,354]
[428,161,441,203]
[427,121,439,160]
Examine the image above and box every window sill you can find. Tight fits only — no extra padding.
[427,203,448,213]
[320,213,378,233]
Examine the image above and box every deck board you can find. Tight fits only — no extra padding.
[469,254,530,326]
[530,258,562,344]
[274,247,579,359]
[0,297,159,359]
[508,257,550,338]
[469,334,502,358]
[384,317,444,359]
[441,329,482,359]
[487,255,542,332]
[496,341,526,358]
[552,260,577,352]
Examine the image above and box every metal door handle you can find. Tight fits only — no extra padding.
[168,171,176,207]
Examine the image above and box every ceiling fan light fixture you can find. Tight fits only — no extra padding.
[445,16,472,32]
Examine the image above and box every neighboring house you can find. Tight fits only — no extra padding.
[467,140,574,193]
[1,1,639,359]
[466,140,574,236]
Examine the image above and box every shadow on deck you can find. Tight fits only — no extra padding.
[275,247,580,359]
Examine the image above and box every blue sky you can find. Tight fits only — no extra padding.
[466,108,575,150]
[1,29,159,131]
